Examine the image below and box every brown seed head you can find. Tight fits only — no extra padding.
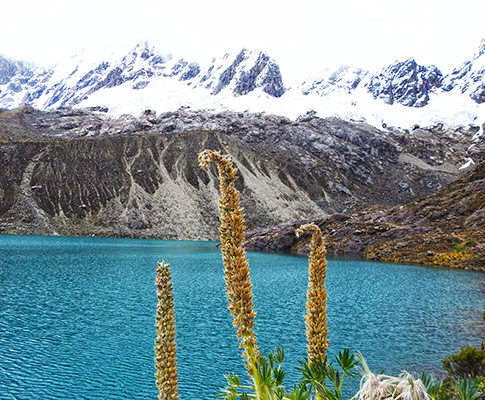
[198,149,259,366]
[154,261,180,400]
[296,223,329,364]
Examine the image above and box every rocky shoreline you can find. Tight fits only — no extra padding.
[245,161,485,271]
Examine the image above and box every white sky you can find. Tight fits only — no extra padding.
[1,0,485,84]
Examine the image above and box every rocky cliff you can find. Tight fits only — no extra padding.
[0,106,482,241]
[365,59,443,107]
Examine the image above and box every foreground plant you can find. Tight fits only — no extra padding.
[442,346,485,379]
[296,223,329,365]
[199,150,361,400]
[154,261,179,400]
[453,378,483,400]
[357,355,431,400]
[298,348,359,400]
[220,345,359,400]
[198,150,265,393]
[420,372,445,400]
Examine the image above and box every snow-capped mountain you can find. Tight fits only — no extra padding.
[364,58,443,107]
[443,38,485,104]
[0,56,39,107]
[0,57,34,85]
[193,49,285,97]
[1,40,485,134]
[0,42,285,111]
[300,65,368,96]
[296,43,485,134]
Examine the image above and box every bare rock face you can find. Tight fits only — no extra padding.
[0,106,482,240]
[366,59,443,107]
[0,112,322,239]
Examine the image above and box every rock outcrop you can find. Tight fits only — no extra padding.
[365,59,443,107]
[245,161,485,270]
[0,131,325,239]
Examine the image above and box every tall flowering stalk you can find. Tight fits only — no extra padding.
[198,150,266,393]
[296,223,329,365]
[154,261,180,400]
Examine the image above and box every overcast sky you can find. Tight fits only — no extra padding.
[1,0,484,83]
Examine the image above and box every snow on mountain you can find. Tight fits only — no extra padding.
[443,38,485,104]
[0,42,285,113]
[295,48,485,134]
[1,40,485,137]
[364,58,443,107]
[188,49,285,97]
[298,59,444,108]
[300,65,368,96]
[0,55,39,108]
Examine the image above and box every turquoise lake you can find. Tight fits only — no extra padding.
[0,234,483,400]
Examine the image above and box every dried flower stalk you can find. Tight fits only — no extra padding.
[198,149,259,367]
[154,261,179,400]
[296,222,329,364]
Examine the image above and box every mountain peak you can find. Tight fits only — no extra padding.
[443,38,485,104]
[130,41,155,60]
[366,58,443,107]
[194,48,285,97]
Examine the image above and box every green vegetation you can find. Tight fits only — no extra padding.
[442,347,485,379]
[153,150,484,400]
[432,239,484,269]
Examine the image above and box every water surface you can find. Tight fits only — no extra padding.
[0,234,483,399]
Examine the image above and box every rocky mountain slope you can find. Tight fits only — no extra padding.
[0,106,482,240]
[366,59,443,107]
[0,131,321,240]
[0,40,484,136]
[245,161,485,270]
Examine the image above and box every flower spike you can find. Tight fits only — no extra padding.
[198,150,259,367]
[296,222,329,364]
[154,261,180,400]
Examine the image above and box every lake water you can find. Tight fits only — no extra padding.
[0,234,483,400]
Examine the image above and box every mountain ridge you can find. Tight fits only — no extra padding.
[0,106,482,242]
[1,40,484,137]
